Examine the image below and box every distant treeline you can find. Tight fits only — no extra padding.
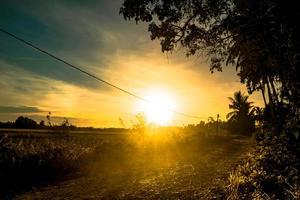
[183,119,229,136]
[0,116,127,132]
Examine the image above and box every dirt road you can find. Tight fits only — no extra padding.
[15,137,253,200]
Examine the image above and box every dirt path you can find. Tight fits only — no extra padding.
[15,137,253,200]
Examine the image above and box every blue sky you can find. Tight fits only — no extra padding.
[0,0,143,89]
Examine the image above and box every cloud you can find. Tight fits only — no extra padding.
[0,0,151,91]
[0,106,43,113]
[0,0,264,126]
[0,61,60,105]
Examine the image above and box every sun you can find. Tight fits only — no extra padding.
[137,89,176,125]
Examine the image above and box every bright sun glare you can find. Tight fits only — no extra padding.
[137,89,176,125]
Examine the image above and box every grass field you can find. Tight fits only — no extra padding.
[0,129,253,199]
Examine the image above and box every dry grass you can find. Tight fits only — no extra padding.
[0,133,97,198]
[1,131,253,199]
[226,135,300,200]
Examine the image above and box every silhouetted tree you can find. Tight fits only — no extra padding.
[120,0,300,136]
[226,91,255,135]
[39,120,45,128]
[15,116,38,129]
[0,121,14,128]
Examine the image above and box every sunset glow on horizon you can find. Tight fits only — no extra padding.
[0,1,264,127]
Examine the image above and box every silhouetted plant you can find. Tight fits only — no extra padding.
[15,116,38,129]
[227,135,300,199]
[133,112,147,131]
[46,112,52,127]
[39,120,45,128]
[226,91,255,136]
[120,0,300,137]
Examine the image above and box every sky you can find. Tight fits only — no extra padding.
[0,0,263,127]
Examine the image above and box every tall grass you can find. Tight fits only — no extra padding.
[226,135,300,199]
[0,134,97,198]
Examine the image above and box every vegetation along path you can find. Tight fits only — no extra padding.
[15,136,253,200]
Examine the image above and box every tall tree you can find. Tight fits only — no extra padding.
[120,0,300,135]
[226,91,255,135]
[227,91,253,121]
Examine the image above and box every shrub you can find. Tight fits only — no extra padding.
[227,134,300,199]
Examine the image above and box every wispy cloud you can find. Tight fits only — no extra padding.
[0,0,150,90]
[0,0,263,126]
[0,106,43,113]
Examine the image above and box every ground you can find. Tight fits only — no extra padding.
[14,136,253,200]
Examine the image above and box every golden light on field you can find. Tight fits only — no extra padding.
[137,89,176,125]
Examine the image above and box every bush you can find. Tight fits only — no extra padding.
[226,134,300,199]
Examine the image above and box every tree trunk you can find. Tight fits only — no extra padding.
[265,76,275,117]
[269,76,279,104]
[260,81,267,107]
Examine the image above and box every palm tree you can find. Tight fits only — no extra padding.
[226,91,255,135]
[226,91,253,121]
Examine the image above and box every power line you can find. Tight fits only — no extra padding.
[0,27,204,119]
[0,28,144,101]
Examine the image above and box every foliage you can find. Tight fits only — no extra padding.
[184,118,229,136]
[120,0,300,135]
[0,115,74,131]
[226,135,300,199]
[226,91,255,135]
[0,121,15,128]
[39,120,46,127]
[15,116,38,129]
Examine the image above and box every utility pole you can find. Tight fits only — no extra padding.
[216,114,219,136]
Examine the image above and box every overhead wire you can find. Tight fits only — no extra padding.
[0,27,207,120]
